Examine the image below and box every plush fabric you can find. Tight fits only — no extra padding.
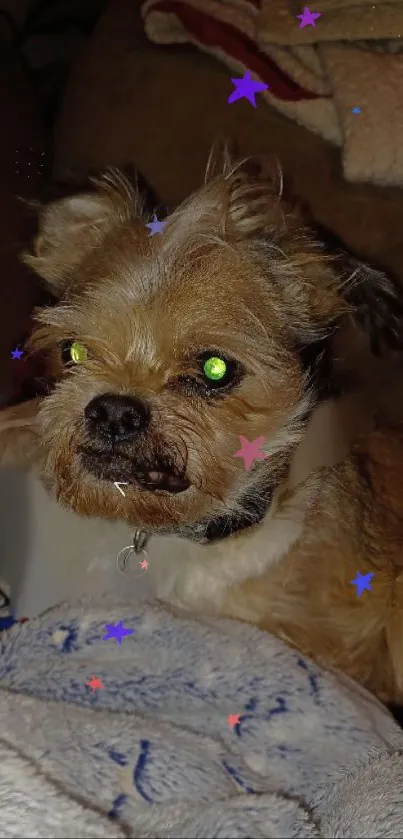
[142,0,403,187]
[1,596,403,837]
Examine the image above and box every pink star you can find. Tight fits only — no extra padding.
[139,557,149,570]
[227,713,241,730]
[234,435,268,472]
[297,6,321,28]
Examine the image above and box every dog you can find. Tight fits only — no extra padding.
[2,149,403,703]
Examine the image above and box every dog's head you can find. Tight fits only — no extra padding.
[22,152,401,541]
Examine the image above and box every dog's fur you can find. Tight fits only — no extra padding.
[3,150,403,703]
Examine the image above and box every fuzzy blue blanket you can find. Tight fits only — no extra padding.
[1,596,403,838]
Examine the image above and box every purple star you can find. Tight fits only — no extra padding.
[297,6,321,28]
[103,620,134,646]
[228,71,269,109]
[10,347,23,360]
[146,214,167,237]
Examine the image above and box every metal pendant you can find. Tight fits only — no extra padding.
[116,528,150,576]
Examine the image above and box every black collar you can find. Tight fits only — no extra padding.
[186,472,279,545]
[137,470,277,548]
[204,480,275,542]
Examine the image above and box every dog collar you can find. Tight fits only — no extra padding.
[132,476,276,550]
[188,475,277,544]
[137,460,289,548]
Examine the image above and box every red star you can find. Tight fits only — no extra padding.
[139,557,149,570]
[86,675,104,691]
[227,713,241,730]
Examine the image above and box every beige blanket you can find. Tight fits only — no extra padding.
[257,0,403,185]
[261,0,403,42]
[142,0,403,187]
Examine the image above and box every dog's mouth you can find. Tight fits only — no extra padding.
[135,470,191,494]
[79,447,191,494]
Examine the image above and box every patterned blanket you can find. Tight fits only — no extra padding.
[1,596,403,837]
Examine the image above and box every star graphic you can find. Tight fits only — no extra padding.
[10,347,23,360]
[146,214,167,236]
[352,106,361,114]
[103,620,134,646]
[86,675,104,691]
[228,71,269,108]
[297,6,321,28]
[234,435,268,471]
[351,571,374,597]
[227,713,241,730]
[139,557,149,570]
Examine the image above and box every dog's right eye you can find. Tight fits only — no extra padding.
[203,355,228,383]
[61,340,88,366]
[198,351,239,391]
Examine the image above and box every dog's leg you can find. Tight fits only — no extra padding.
[0,398,42,471]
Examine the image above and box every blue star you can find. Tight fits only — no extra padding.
[352,107,361,114]
[351,571,374,597]
[10,347,23,360]
[228,71,269,109]
[103,620,134,646]
[146,214,167,237]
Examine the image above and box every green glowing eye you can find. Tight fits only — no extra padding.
[203,356,227,381]
[65,340,88,364]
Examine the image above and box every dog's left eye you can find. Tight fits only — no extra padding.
[61,340,88,365]
[200,353,235,388]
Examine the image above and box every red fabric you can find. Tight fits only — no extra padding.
[143,0,323,102]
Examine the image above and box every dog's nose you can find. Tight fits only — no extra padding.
[84,393,150,441]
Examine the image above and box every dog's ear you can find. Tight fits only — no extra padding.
[208,146,288,240]
[216,154,403,355]
[326,246,403,356]
[313,223,403,356]
[21,169,146,296]
[213,157,348,340]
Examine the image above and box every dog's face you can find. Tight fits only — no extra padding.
[23,156,367,535]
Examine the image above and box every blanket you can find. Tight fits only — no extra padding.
[1,596,403,837]
[141,0,403,187]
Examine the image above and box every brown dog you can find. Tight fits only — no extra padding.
[2,151,403,703]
